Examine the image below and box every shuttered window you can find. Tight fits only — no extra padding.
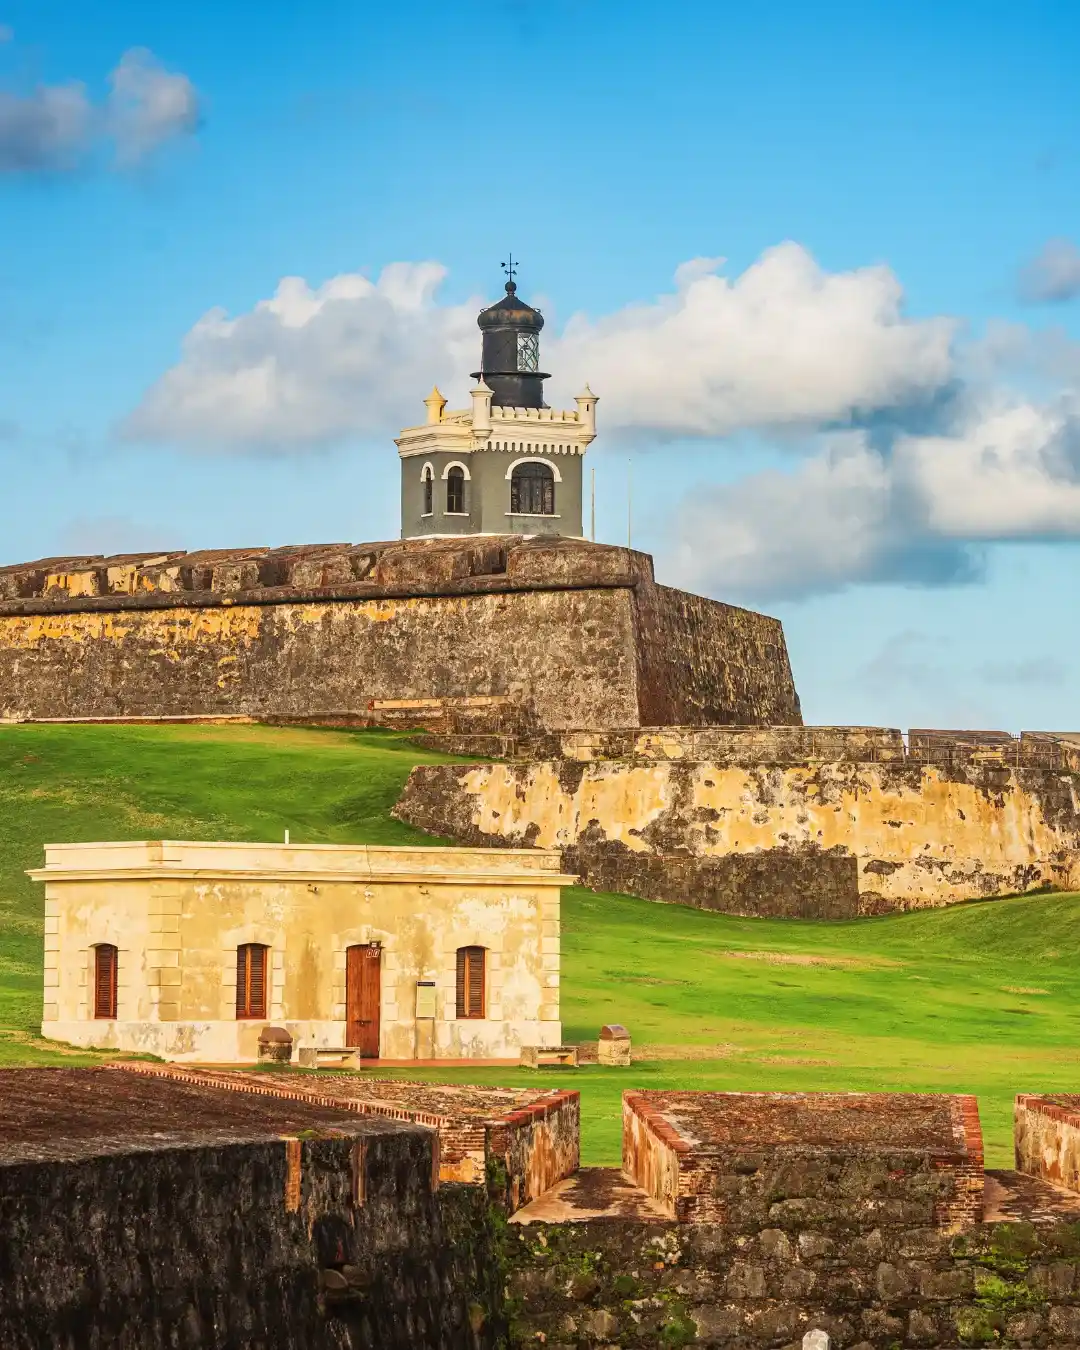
[455,946,485,1019]
[93,944,118,1020]
[236,943,268,1020]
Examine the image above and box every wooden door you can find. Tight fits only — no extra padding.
[345,944,381,1057]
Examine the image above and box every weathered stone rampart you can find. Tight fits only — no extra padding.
[109,1061,580,1214]
[394,756,1080,916]
[0,536,800,731]
[9,1071,1080,1347]
[503,1197,1080,1347]
[0,1067,503,1349]
[416,724,1080,770]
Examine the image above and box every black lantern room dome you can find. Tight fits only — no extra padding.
[477,280,545,333]
[472,279,550,409]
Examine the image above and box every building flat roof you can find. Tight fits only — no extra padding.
[28,839,575,887]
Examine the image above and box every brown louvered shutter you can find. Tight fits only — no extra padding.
[236,944,268,1019]
[94,944,118,1020]
[455,946,485,1019]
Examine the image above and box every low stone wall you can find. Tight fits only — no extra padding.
[395,759,1080,916]
[622,1091,985,1230]
[10,1072,1080,1348]
[416,724,1080,772]
[449,725,909,764]
[1016,1095,1080,1194]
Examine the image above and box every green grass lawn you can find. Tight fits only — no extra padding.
[2,722,1077,1168]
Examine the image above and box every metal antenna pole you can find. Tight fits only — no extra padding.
[627,459,632,550]
[591,466,596,542]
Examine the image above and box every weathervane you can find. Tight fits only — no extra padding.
[500,254,518,284]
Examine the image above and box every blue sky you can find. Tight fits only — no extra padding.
[1,0,1079,730]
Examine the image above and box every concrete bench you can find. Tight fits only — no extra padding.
[296,1047,358,1069]
[519,1045,578,1068]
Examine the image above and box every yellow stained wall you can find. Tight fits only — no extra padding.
[37,841,567,1062]
[437,761,1080,908]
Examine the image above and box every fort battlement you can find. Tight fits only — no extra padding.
[396,744,1080,917]
[0,535,801,731]
[8,1070,1080,1348]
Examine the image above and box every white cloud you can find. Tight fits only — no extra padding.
[1019,238,1080,304]
[898,398,1080,537]
[107,48,199,165]
[552,244,956,436]
[0,81,91,171]
[0,44,198,174]
[127,244,958,452]
[125,264,481,450]
[667,396,1080,600]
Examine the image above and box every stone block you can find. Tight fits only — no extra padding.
[597,1024,631,1066]
[797,1232,835,1260]
[1005,1310,1045,1343]
[781,1266,818,1299]
[918,1264,973,1299]
[875,1262,915,1301]
[691,1305,744,1343]
[1048,1305,1080,1341]
[897,1226,950,1259]
[802,1331,831,1350]
[756,1228,793,1263]
[906,1308,942,1344]
[581,1309,618,1339]
[749,1304,804,1342]
[724,1261,767,1299]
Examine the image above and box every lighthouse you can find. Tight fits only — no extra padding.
[396,269,596,539]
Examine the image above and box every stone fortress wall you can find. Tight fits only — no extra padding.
[0,535,800,732]
[11,1067,1080,1349]
[396,725,1080,917]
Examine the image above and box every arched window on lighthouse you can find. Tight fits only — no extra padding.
[510,461,555,515]
[446,466,466,514]
[420,462,434,516]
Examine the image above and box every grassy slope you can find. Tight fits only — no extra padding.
[2,723,1077,1166]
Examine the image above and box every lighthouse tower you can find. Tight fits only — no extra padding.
[396,270,596,539]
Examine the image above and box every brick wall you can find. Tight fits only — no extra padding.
[488,1091,581,1212]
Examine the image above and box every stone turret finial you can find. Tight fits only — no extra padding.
[424,386,447,425]
[574,384,598,438]
[471,379,493,436]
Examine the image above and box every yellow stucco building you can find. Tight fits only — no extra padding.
[33,840,571,1063]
